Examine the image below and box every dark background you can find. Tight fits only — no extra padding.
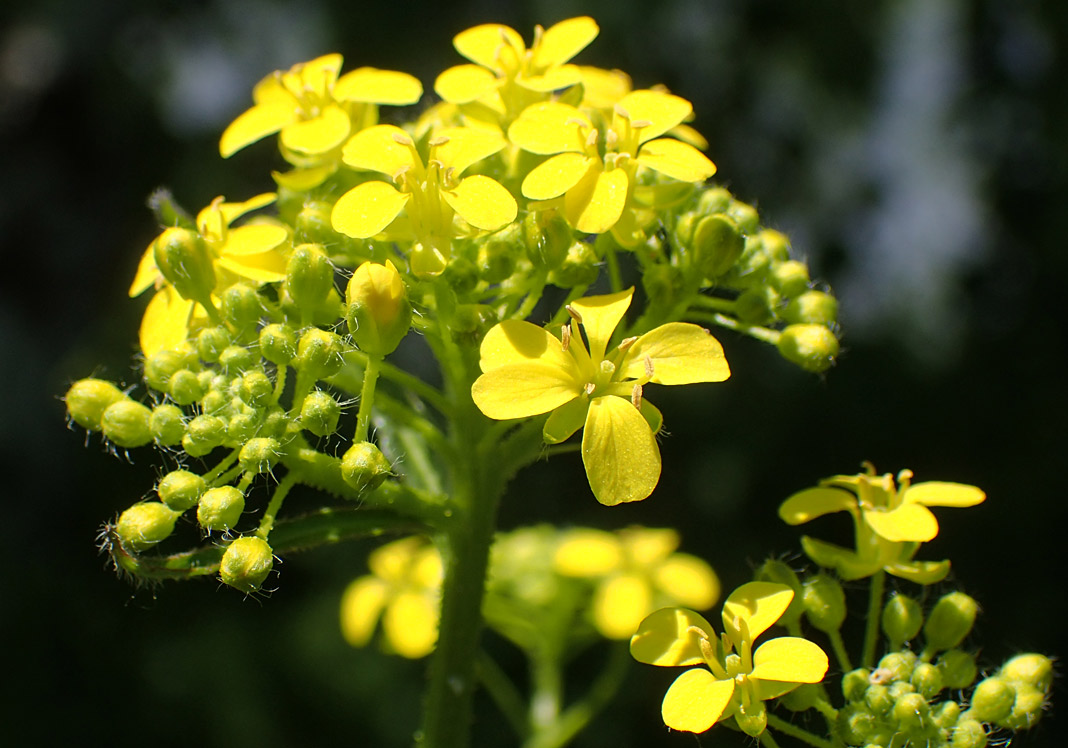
[2,0,1064,745]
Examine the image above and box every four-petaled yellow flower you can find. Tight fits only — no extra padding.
[128,193,289,356]
[434,17,599,128]
[331,124,518,276]
[508,90,716,242]
[631,582,828,736]
[339,536,442,659]
[779,464,986,583]
[554,527,720,639]
[219,54,423,168]
[471,287,730,506]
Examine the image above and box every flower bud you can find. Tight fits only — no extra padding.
[734,700,767,737]
[443,256,479,295]
[735,287,777,325]
[182,414,227,457]
[967,676,1014,722]
[477,226,519,283]
[227,411,258,443]
[295,328,345,378]
[911,662,944,699]
[239,437,282,474]
[237,370,273,408]
[286,243,335,309]
[200,389,229,415]
[197,485,245,532]
[758,229,791,262]
[950,719,987,748]
[777,324,839,373]
[300,390,341,437]
[802,573,846,633]
[168,369,203,405]
[755,559,804,627]
[294,200,337,244]
[879,651,918,683]
[259,323,297,365]
[144,347,197,392]
[523,211,571,270]
[346,260,412,356]
[220,284,263,334]
[674,211,699,247]
[150,403,186,446]
[196,325,232,363]
[779,683,820,712]
[999,653,1053,692]
[66,378,125,431]
[157,469,206,511]
[997,683,1045,731]
[837,703,876,744]
[641,264,683,308]
[727,200,759,234]
[892,692,930,733]
[218,345,256,375]
[549,241,600,288]
[152,227,215,302]
[116,502,181,551]
[101,399,154,448]
[340,441,392,495]
[939,649,978,689]
[696,186,731,215]
[841,668,871,702]
[771,260,810,297]
[692,214,744,279]
[784,290,838,326]
[865,683,893,715]
[933,700,961,729]
[219,536,274,593]
[924,592,978,653]
[883,593,924,648]
[260,408,290,439]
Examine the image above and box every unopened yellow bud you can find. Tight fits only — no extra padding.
[999,653,1053,692]
[116,502,181,552]
[101,399,154,448]
[951,719,987,748]
[692,214,744,279]
[239,437,282,474]
[997,683,1045,730]
[883,593,924,648]
[150,404,186,446]
[152,227,216,302]
[219,536,274,593]
[802,573,846,632]
[968,676,1014,722]
[295,328,345,378]
[924,592,978,653]
[346,260,411,356]
[777,324,839,373]
[340,441,392,495]
[197,486,245,531]
[300,390,341,437]
[286,243,336,309]
[65,378,125,431]
[157,469,206,511]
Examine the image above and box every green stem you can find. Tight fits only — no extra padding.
[255,471,298,539]
[862,570,886,669]
[354,353,381,443]
[827,629,853,673]
[759,728,782,748]
[766,714,838,748]
[686,310,782,345]
[476,649,530,741]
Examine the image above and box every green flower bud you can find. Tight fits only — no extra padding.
[346,260,412,357]
[218,345,256,375]
[200,389,229,415]
[523,211,571,270]
[777,324,839,373]
[294,200,337,244]
[116,502,180,552]
[340,441,392,495]
[152,227,215,301]
[779,683,820,712]
[888,680,916,701]
[295,328,345,378]
[727,200,759,234]
[755,559,804,627]
[784,290,839,326]
[641,264,683,308]
[759,229,791,262]
[735,287,778,325]
[150,403,186,446]
[997,683,1045,730]
[933,700,961,729]
[227,412,259,443]
[549,241,600,288]
[879,651,918,683]
[674,211,699,247]
[168,369,203,405]
[285,243,335,309]
[968,676,1014,722]
[157,469,206,511]
[220,284,263,334]
[802,573,847,633]
[692,214,744,279]
[865,683,894,715]
[477,225,519,283]
[101,399,154,448]
[197,486,245,532]
[734,700,767,737]
[259,323,297,365]
[842,668,871,702]
[65,378,125,431]
[939,649,978,689]
[911,662,944,700]
[196,326,231,363]
[883,593,924,648]
[450,304,497,341]
[237,370,273,408]
[696,186,732,215]
[950,719,987,748]
[219,536,274,593]
[300,390,341,437]
[260,408,290,439]
[771,260,811,297]
[239,437,282,474]
[182,414,227,457]
[837,703,877,744]
[999,653,1053,692]
[892,692,929,732]
[144,347,197,392]
[443,256,479,295]
[924,592,978,653]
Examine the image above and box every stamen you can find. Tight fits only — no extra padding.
[630,118,653,129]
[585,128,599,149]
[614,104,630,121]
[392,132,414,146]
[631,383,642,411]
[428,135,450,147]
[643,355,654,379]
[561,324,571,352]
[617,336,638,352]
[566,305,582,325]
[584,382,596,396]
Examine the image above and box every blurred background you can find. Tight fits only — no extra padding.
[2,0,1064,745]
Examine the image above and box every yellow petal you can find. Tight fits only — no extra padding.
[139,287,194,357]
[577,66,632,110]
[636,138,716,182]
[582,395,661,505]
[543,396,589,444]
[251,72,296,107]
[442,175,517,231]
[594,574,652,639]
[218,192,277,226]
[555,529,622,576]
[885,559,951,585]
[271,164,336,191]
[517,64,584,93]
[654,554,720,610]
[431,127,507,175]
[616,90,693,144]
[620,323,730,384]
[479,319,575,372]
[522,153,595,200]
[751,637,828,683]
[570,288,633,362]
[531,17,599,70]
[565,166,629,234]
[621,527,679,566]
[280,104,351,156]
[333,67,423,105]
[383,592,438,658]
[471,364,582,420]
[661,669,735,733]
[453,24,526,70]
[220,102,296,157]
[507,101,590,155]
[295,53,343,99]
[779,487,858,525]
[799,536,883,581]
[331,181,409,239]
[339,577,389,647]
[722,582,794,642]
[129,243,160,297]
[630,607,716,666]
[368,536,422,582]
[216,231,288,283]
[864,503,939,543]
[221,224,289,256]
[434,64,499,104]
[903,482,985,508]
[341,124,418,176]
[412,546,443,589]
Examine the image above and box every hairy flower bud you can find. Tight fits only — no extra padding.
[101,399,154,448]
[295,328,345,379]
[220,536,274,592]
[167,369,203,405]
[879,650,918,683]
[220,284,263,335]
[152,227,216,302]
[477,225,519,283]
[157,469,206,511]
[523,211,571,270]
[150,403,186,446]
[784,290,838,326]
[999,653,1053,692]
[777,324,839,373]
[997,683,1045,731]
[218,345,256,375]
[300,390,341,437]
[951,719,987,748]
[802,573,846,633]
[892,692,930,732]
[911,662,944,699]
[549,241,600,288]
[924,592,978,653]
[883,593,924,648]
[116,502,181,552]
[939,649,978,689]
[841,668,870,702]
[837,703,877,744]
[340,441,392,495]
[771,259,810,297]
[237,370,273,408]
[968,676,1014,722]
[144,347,197,392]
[196,325,232,363]
[66,378,126,431]
[286,243,335,308]
[294,200,337,244]
[239,437,282,474]
[346,260,411,356]
[692,214,744,279]
[259,323,297,365]
[197,486,245,531]
[182,414,227,457]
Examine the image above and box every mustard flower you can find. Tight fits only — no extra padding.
[219,53,423,166]
[554,527,720,639]
[128,194,289,355]
[330,124,517,276]
[507,90,715,242]
[630,582,828,736]
[471,287,730,505]
[339,536,442,659]
[434,17,599,128]
[779,464,986,583]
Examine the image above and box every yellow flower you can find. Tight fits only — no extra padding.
[554,527,719,639]
[219,53,423,166]
[630,582,828,736]
[508,90,715,242]
[471,288,730,505]
[778,464,986,583]
[434,17,599,128]
[128,194,289,355]
[339,536,442,659]
[330,124,517,276]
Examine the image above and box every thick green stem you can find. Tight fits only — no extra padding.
[353,353,381,443]
[766,714,838,748]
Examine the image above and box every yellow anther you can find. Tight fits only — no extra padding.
[631,383,643,410]
[561,324,571,352]
[566,304,583,324]
[617,336,638,352]
[644,354,654,379]
[392,132,414,146]
[428,135,450,147]
[584,382,596,396]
